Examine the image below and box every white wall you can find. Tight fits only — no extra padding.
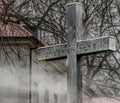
[0,45,30,103]
[31,50,67,103]
[0,45,67,103]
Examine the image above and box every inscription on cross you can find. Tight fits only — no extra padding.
[38,2,116,103]
[38,37,116,60]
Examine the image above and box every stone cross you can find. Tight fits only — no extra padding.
[38,2,116,103]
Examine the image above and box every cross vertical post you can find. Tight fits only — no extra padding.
[38,2,116,103]
[66,2,82,103]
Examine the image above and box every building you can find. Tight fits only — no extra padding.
[0,22,67,103]
[0,1,120,103]
[0,22,120,103]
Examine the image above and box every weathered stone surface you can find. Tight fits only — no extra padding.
[77,36,116,55]
[66,2,82,103]
[37,2,116,103]
[38,44,67,60]
[38,36,116,60]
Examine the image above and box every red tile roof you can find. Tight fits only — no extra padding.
[0,23,33,37]
[0,1,33,37]
[0,0,49,46]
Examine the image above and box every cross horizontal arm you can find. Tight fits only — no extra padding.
[38,36,116,60]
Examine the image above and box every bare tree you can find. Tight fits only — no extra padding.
[1,0,120,98]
